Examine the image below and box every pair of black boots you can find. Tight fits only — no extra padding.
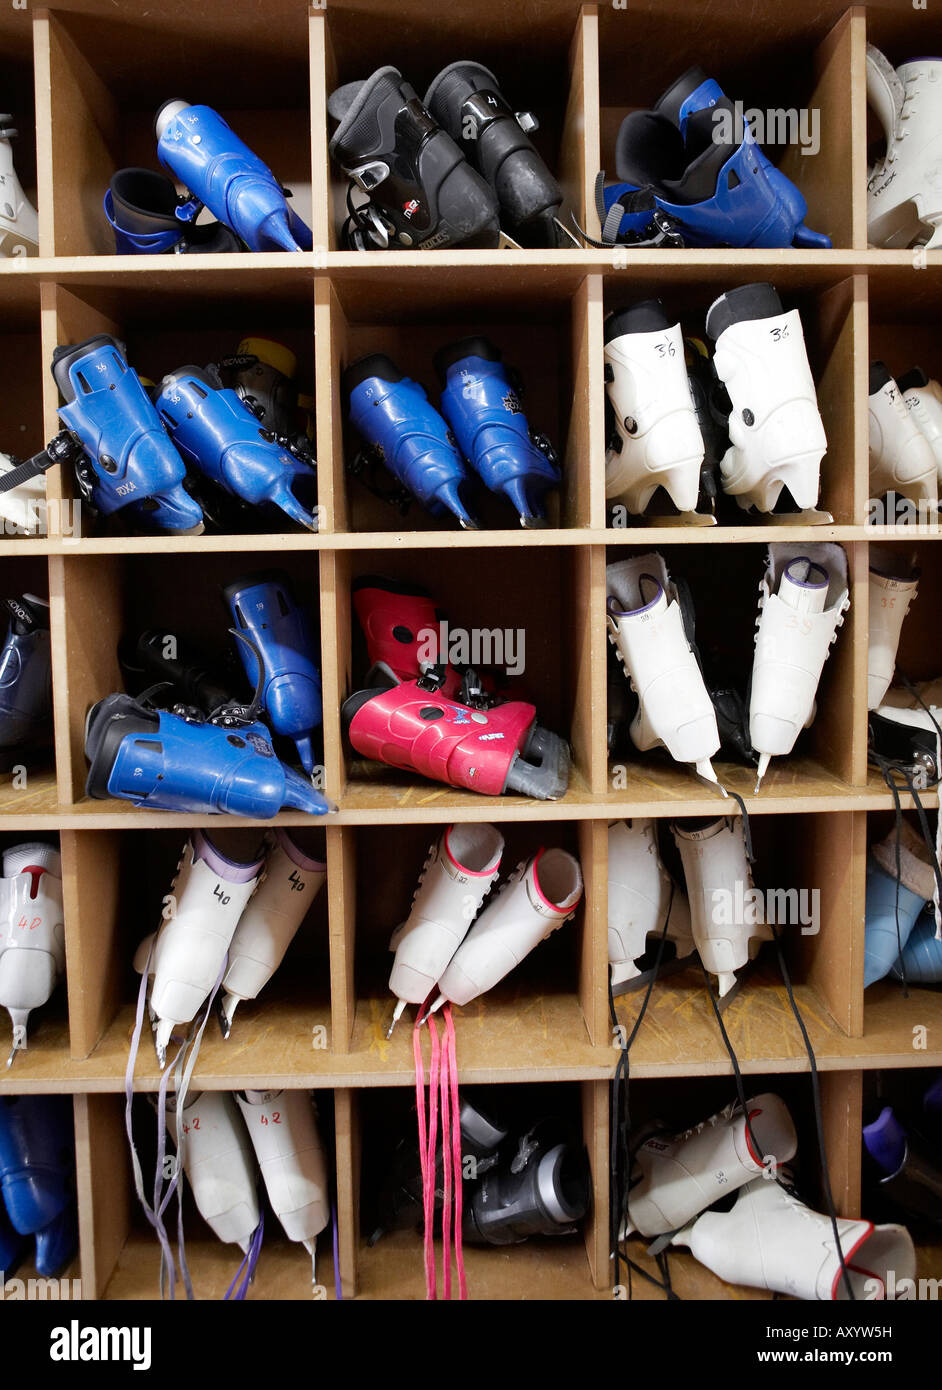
[328,62,567,250]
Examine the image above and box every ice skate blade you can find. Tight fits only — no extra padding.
[6,1025,26,1068]
[214,994,232,1041]
[611,950,697,997]
[764,508,834,526]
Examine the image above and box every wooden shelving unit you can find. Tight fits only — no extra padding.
[0,0,940,1300]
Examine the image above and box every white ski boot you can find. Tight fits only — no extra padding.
[607,819,694,991]
[869,362,938,509]
[671,817,771,1001]
[0,116,38,257]
[134,831,264,1067]
[868,550,918,710]
[236,1089,329,1270]
[706,283,826,516]
[172,1090,260,1250]
[899,368,942,483]
[606,554,723,791]
[0,452,47,535]
[432,847,582,1010]
[219,830,326,1037]
[387,822,503,1036]
[867,46,942,249]
[673,1171,916,1300]
[624,1092,798,1238]
[603,301,705,517]
[0,842,63,1063]
[749,544,850,791]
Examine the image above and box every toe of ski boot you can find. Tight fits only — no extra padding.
[33,1204,78,1277]
[504,723,571,800]
[890,907,942,984]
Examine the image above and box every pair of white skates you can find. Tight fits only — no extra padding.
[167,1087,330,1279]
[0,841,63,1064]
[869,362,942,511]
[604,283,828,523]
[387,824,583,1036]
[609,816,767,1002]
[135,828,326,1067]
[607,546,850,793]
[621,1092,915,1300]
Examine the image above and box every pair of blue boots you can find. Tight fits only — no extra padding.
[599,66,830,250]
[105,101,312,255]
[865,820,942,987]
[0,1095,77,1279]
[86,570,330,819]
[52,336,317,536]
[345,337,560,529]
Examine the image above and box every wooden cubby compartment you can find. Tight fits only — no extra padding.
[611,810,865,1069]
[324,269,595,533]
[614,1068,863,1299]
[40,274,318,540]
[0,832,67,1071]
[348,1079,608,1300]
[601,269,862,531]
[0,557,57,817]
[76,1087,340,1300]
[0,1091,81,1297]
[861,1066,942,1282]
[35,4,313,259]
[595,0,863,250]
[604,540,864,797]
[61,825,330,1073]
[318,1,595,253]
[53,548,321,809]
[329,544,599,808]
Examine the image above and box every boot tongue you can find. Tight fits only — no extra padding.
[778,557,829,614]
[637,574,668,617]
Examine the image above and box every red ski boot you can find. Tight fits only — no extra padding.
[342,665,569,799]
[351,575,461,697]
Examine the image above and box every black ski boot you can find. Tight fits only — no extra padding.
[424,61,565,247]
[328,67,500,251]
[0,596,53,772]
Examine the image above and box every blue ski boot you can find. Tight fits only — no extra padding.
[84,693,332,817]
[154,367,317,531]
[344,354,478,527]
[155,101,312,253]
[590,180,684,249]
[224,571,323,775]
[34,1205,78,1277]
[104,167,242,255]
[0,596,53,772]
[613,67,830,249]
[0,1095,74,1239]
[864,822,934,987]
[52,335,204,534]
[0,1195,26,1270]
[890,907,942,985]
[435,336,560,526]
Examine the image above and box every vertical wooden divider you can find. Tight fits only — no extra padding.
[319,548,351,799]
[333,1088,360,1297]
[819,1068,864,1217]
[850,273,871,527]
[567,274,605,530]
[31,12,56,258]
[73,1094,131,1300]
[794,812,864,1038]
[578,819,608,1047]
[559,4,600,243]
[327,825,357,1053]
[314,277,348,534]
[32,10,120,258]
[309,7,332,257]
[568,544,608,794]
[61,830,123,1060]
[581,1079,610,1291]
[847,7,870,253]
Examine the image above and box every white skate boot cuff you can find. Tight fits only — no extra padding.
[872,820,939,902]
[274,828,327,873]
[2,842,61,878]
[444,822,504,876]
[605,553,670,612]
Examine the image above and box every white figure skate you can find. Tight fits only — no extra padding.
[173,1090,260,1250]
[237,1089,329,1271]
[607,553,723,791]
[607,818,694,992]
[432,846,582,1010]
[387,822,503,1036]
[672,816,772,1002]
[749,544,850,791]
[869,362,938,510]
[0,842,63,1064]
[0,116,38,257]
[867,46,942,249]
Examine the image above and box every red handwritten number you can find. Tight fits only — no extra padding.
[16,916,40,931]
[192,1117,200,1130]
[272,1112,281,1124]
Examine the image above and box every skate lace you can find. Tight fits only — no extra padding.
[413,1002,467,1300]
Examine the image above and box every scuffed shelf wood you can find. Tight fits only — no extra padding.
[102,1232,338,1301]
[354,1227,602,1301]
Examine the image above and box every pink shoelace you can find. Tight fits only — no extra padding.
[413,999,467,1300]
